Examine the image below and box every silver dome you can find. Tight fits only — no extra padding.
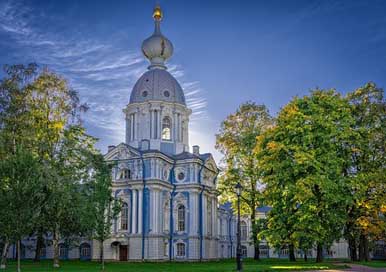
[129,69,186,105]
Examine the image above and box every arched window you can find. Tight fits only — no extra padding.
[240,221,247,241]
[80,243,91,260]
[176,243,185,257]
[119,169,131,180]
[177,205,185,232]
[121,203,129,230]
[161,117,171,140]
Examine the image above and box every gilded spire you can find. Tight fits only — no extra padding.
[153,4,163,21]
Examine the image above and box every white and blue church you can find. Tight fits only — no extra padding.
[98,5,220,261]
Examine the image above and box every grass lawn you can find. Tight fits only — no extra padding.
[355,260,386,268]
[2,258,349,272]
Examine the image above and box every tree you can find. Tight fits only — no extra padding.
[255,90,356,262]
[0,64,96,268]
[87,154,121,271]
[0,147,44,272]
[345,83,386,261]
[216,102,273,260]
[0,63,40,270]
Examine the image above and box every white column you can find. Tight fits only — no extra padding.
[138,189,143,234]
[132,190,137,233]
[158,109,162,139]
[149,189,154,233]
[150,110,153,139]
[189,193,198,235]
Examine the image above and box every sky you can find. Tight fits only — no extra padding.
[1,0,385,163]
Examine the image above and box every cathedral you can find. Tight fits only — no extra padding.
[96,5,220,260]
[4,5,358,262]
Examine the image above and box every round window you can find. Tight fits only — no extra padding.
[163,90,170,97]
[177,172,185,181]
[142,91,148,97]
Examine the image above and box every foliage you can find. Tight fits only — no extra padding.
[216,102,273,260]
[255,90,357,262]
[87,154,121,270]
[0,64,97,269]
[344,83,386,261]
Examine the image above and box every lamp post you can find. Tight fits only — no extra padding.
[235,182,243,272]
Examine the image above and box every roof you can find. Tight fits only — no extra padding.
[129,68,186,105]
[106,143,214,166]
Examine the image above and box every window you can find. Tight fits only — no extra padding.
[142,91,148,97]
[164,242,168,256]
[59,244,67,259]
[121,203,129,230]
[80,243,91,258]
[177,205,185,232]
[279,247,289,256]
[119,169,131,179]
[176,243,185,257]
[259,245,269,257]
[40,247,46,257]
[240,221,247,241]
[163,90,170,97]
[241,245,247,258]
[177,172,185,181]
[161,117,171,140]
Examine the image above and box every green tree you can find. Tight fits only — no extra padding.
[0,64,96,268]
[87,154,121,271]
[0,147,44,272]
[345,83,386,261]
[0,64,40,270]
[256,90,356,262]
[216,102,273,260]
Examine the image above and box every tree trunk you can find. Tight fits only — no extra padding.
[348,237,357,261]
[363,236,369,262]
[17,240,21,272]
[359,234,369,262]
[289,244,296,262]
[34,232,44,262]
[100,240,105,271]
[0,240,9,270]
[304,251,307,262]
[52,229,60,268]
[316,243,323,263]
[359,234,365,261]
[251,205,260,260]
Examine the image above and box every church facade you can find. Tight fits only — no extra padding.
[94,5,219,261]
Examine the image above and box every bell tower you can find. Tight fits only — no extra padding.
[124,5,191,154]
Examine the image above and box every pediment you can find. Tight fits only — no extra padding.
[104,143,140,161]
[204,155,218,173]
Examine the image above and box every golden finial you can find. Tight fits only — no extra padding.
[153,4,163,21]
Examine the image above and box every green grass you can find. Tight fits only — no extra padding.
[356,260,386,268]
[2,258,348,272]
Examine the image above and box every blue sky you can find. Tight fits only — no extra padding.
[1,0,385,163]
